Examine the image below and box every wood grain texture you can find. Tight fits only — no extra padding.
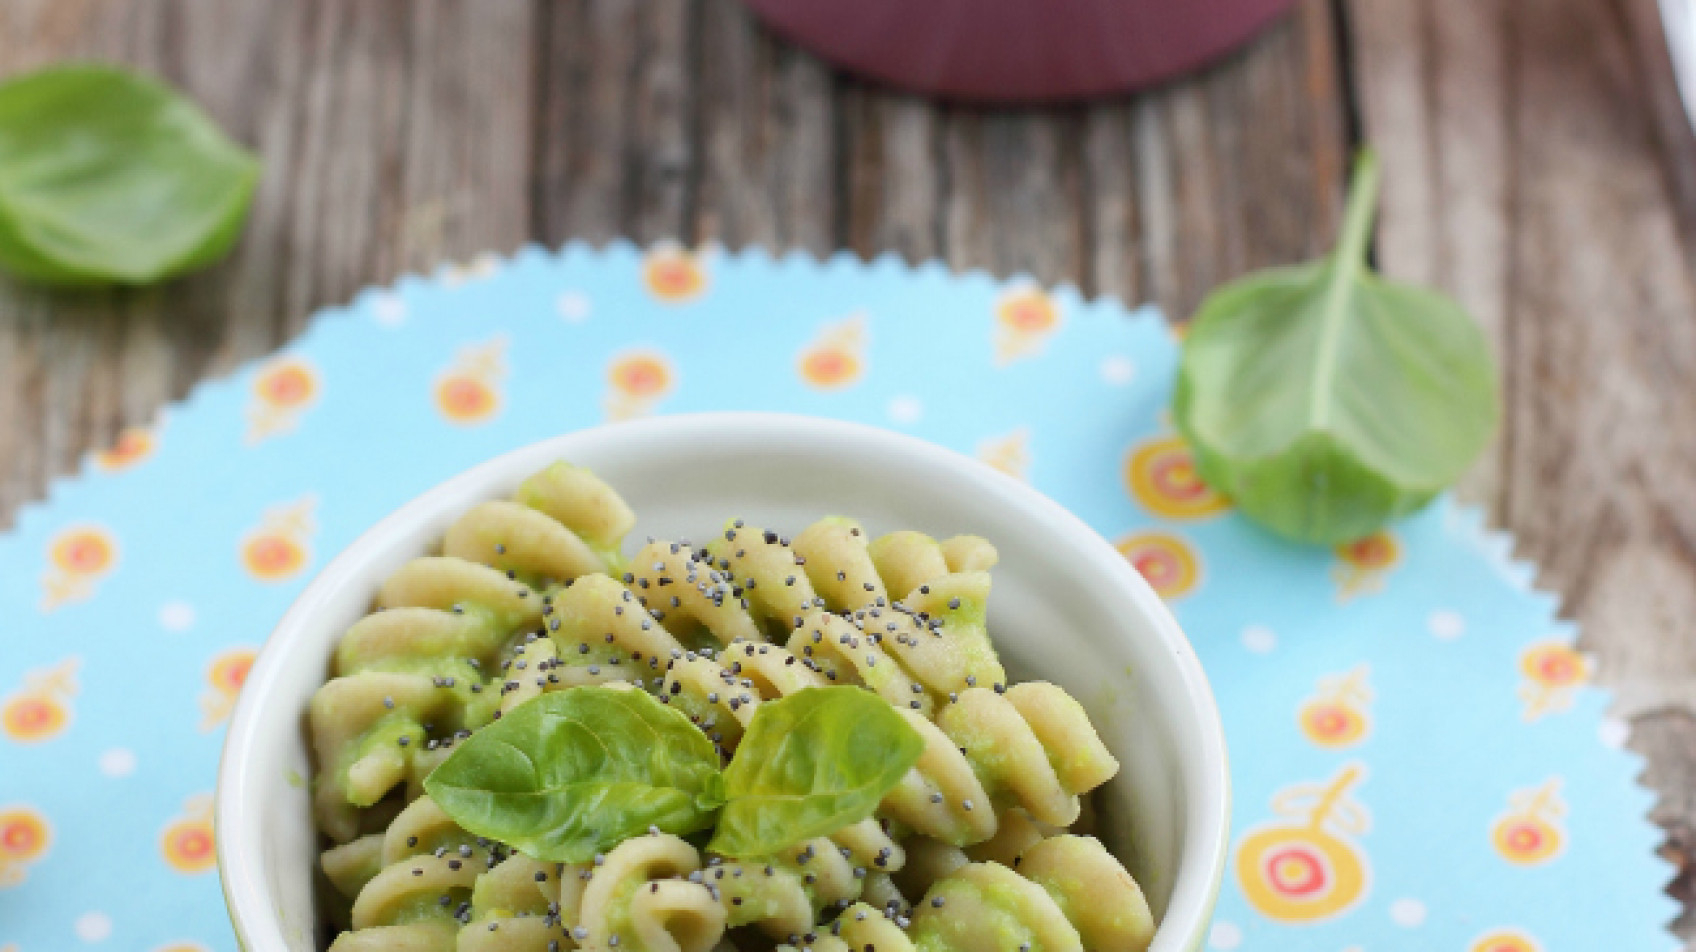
[0,0,537,523]
[5,0,1691,937]
[533,0,1350,300]
[1350,0,1696,937]
[0,0,1349,528]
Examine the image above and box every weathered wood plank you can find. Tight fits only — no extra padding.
[531,0,636,243]
[533,0,702,246]
[835,91,945,263]
[937,111,1088,286]
[1354,0,1696,717]
[1350,0,1696,936]
[693,0,837,256]
[534,0,1348,307]
[1079,103,1145,303]
[1085,0,1350,318]
[626,0,699,241]
[1346,0,1511,503]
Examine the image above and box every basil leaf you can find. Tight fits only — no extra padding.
[709,686,923,858]
[424,687,726,862]
[0,65,259,286]
[1173,150,1499,544]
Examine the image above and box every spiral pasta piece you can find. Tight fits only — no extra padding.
[333,853,482,950]
[310,664,490,842]
[328,919,460,952]
[310,465,632,842]
[857,869,910,918]
[320,834,385,903]
[722,637,829,702]
[707,522,826,636]
[880,572,1005,698]
[786,611,936,718]
[880,711,998,846]
[785,864,1081,952]
[514,461,637,567]
[1016,835,1155,952]
[705,818,906,943]
[626,539,765,648]
[796,519,994,612]
[787,520,1007,707]
[887,808,1062,905]
[867,530,995,596]
[965,807,1056,866]
[656,651,756,754]
[939,534,999,574]
[569,833,725,952]
[494,632,564,714]
[977,683,1118,825]
[454,852,566,952]
[787,835,1152,952]
[320,795,500,946]
[915,861,1084,952]
[652,636,830,757]
[444,500,606,585]
[889,836,969,900]
[322,795,489,901]
[792,518,887,609]
[545,573,686,686]
[787,902,914,952]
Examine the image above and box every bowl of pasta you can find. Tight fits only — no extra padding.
[217,412,1228,952]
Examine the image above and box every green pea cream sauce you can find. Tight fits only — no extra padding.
[389,888,471,925]
[911,873,1050,952]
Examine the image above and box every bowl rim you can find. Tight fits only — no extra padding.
[216,411,1229,951]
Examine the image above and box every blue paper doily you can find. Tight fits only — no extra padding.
[0,243,1676,952]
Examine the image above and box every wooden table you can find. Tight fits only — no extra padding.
[3,0,1693,936]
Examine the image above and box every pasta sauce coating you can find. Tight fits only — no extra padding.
[310,461,1152,952]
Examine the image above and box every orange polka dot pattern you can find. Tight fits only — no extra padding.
[0,244,1668,951]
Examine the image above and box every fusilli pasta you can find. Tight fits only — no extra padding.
[311,461,1152,951]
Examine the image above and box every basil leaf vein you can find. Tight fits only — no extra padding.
[710,686,924,858]
[424,687,724,862]
[0,65,259,286]
[1173,149,1500,544]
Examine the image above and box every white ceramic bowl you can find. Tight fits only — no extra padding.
[217,412,1229,952]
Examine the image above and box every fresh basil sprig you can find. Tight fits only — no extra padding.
[707,686,924,858]
[1174,149,1499,544]
[424,687,726,862]
[0,65,259,286]
[425,685,923,862]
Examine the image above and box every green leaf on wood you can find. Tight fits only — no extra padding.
[1174,149,1499,544]
[0,65,259,286]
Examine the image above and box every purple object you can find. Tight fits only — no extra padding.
[743,0,1302,102]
